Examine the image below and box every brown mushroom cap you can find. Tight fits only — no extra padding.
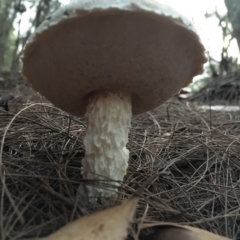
[21,0,207,116]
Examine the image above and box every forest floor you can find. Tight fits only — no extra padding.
[0,79,240,239]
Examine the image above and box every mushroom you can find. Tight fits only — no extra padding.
[20,0,207,202]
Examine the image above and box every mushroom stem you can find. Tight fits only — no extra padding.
[82,90,132,201]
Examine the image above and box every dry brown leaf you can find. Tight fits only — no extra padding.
[41,197,138,240]
[142,222,231,240]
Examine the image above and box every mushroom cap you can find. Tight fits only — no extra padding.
[21,0,207,116]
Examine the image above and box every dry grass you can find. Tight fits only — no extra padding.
[186,70,240,104]
[0,95,240,239]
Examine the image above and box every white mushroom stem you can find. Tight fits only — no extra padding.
[82,90,132,201]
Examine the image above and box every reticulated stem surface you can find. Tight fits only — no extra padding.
[82,90,132,201]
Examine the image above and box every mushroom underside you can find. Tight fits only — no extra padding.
[21,11,206,117]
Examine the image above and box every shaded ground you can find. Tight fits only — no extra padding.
[0,82,240,239]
